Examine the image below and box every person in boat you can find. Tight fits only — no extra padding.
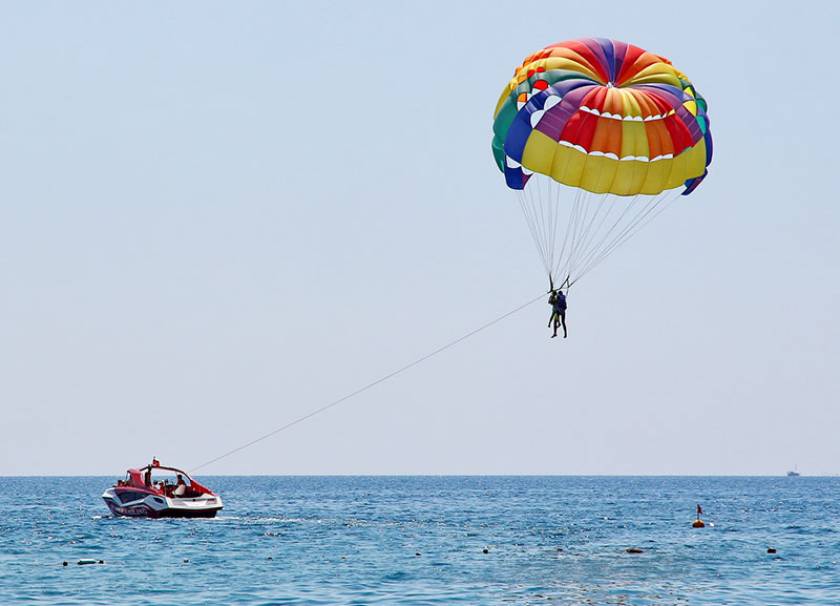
[173,474,188,497]
[548,289,567,339]
[144,467,153,487]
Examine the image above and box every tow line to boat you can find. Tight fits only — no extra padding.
[189,290,547,473]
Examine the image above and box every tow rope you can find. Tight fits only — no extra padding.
[190,290,547,473]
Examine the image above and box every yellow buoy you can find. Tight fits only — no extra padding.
[692,519,705,528]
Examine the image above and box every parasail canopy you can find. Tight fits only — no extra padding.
[492,38,712,287]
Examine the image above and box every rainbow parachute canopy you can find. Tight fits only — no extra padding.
[492,38,712,197]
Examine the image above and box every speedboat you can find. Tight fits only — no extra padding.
[102,460,223,518]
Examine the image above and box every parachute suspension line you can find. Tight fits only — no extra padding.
[574,191,598,259]
[578,193,621,264]
[573,189,680,283]
[535,176,550,272]
[571,195,653,285]
[536,175,557,275]
[566,193,621,280]
[552,188,575,281]
[516,176,681,289]
[609,192,670,248]
[564,191,583,276]
[575,189,662,282]
[188,290,548,474]
[532,181,552,273]
[550,178,564,276]
[570,192,645,280]
[550,178,563,275]
[554,188,583,288]
[590,191,673,269]
[545,177,556,272]
[560,188,590,284]
[559,194,580,281]
[517,191,541,271]
[568,191,611,279]
[519,187,543,269]
[576,193,608,255]
[577,189,680,280]
[518,186,552,279]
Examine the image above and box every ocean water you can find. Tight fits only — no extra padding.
[1,476,838,605]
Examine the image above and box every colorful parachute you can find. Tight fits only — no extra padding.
[492,38,712,287]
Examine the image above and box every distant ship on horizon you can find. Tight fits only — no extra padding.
[787,467,801,477]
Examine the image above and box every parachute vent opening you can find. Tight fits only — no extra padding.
[515,174,681,288]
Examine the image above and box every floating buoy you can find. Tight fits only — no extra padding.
[482,547,489,554]
[767,547,777,554]
[626,547,644,554]
[693,503,706,528]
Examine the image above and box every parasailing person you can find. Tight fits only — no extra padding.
[548,287,567,338]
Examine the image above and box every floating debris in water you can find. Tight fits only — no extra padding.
[482,547,489,554]
[626,547,644,554]
[70,559,104,566]
[767,547,777,554]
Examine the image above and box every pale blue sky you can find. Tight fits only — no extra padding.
[1,1,838,475]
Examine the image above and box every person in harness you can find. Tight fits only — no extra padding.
[548,288,567,339]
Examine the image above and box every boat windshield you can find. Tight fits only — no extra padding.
[145,468,200,498]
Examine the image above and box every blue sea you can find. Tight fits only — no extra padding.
[1,476,838,605]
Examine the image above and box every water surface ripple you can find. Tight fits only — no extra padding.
[1,476,838,604]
